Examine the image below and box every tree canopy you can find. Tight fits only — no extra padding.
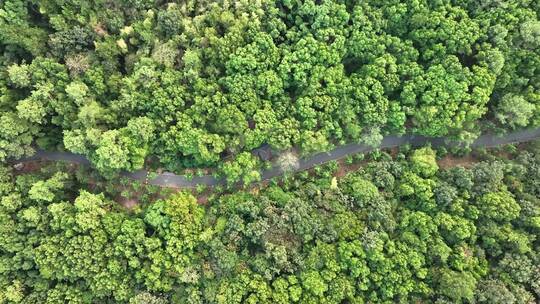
[1,1,540,303]
[1,143,540,303]
[1,0,539,174]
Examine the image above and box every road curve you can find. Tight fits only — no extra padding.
[14,128,540,188]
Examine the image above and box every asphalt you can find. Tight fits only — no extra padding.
[15,128,540,188]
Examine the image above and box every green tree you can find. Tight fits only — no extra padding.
[7,63,30,87]
[410,147,439,177]
[437,269,477,302]
[495,94,535,128]
[220,152,261,187]
[478,190,520,222]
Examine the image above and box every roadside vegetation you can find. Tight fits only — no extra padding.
[1,142,540,303]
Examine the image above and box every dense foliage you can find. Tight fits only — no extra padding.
[2,1,540,303]
[1,144,540,303]
[1,0,539,174]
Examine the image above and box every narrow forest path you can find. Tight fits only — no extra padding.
[15,128,540,188]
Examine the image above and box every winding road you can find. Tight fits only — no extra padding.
[16,128,540,188]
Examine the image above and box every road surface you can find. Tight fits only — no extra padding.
[14,128,540,188]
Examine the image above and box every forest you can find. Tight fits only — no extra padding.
[1,143,540,303]
[1,0,539,175]
[1,0,540,303]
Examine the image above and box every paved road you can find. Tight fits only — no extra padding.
[15,128,540,188]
